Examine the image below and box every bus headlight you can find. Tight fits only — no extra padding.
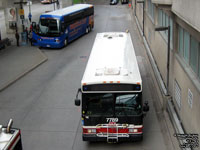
[88,129,96,133]
[55,39,60,43]
[133,129,138,133]
[129,128,134,133]
[129,128,138,133]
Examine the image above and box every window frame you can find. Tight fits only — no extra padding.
[157,8,173,48]
[178,25,200,81]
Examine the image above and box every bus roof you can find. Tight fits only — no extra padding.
[81,32,142,86]
[42,4,93,17]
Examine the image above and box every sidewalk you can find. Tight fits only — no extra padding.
[0,44,47,92]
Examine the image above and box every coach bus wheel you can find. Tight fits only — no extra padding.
[86,27,89,34]
[88,26,91,32]
[64,39,68,47]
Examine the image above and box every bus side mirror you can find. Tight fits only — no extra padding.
[75,99,81,106]
[143,101,149,112]
[32,22,36,31]
[75,88,81,106]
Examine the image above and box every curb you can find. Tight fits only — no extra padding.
[0,48,48,92]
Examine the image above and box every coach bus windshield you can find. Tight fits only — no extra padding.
[39,18,60,36]
[84,93,142,116]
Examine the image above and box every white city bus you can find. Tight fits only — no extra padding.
[75,32,149,143]
[0,119,23,150]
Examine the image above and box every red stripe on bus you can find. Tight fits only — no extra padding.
[7,130,21,150]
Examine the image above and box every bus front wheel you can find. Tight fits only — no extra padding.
[88,26,91,32]
[64,39,68,47]
[86,27,89,34]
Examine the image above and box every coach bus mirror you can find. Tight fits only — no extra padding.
[75,99,81,106]
[32,22,36,31]
[143,101,149,112]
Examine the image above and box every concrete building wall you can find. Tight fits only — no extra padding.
[173,56,200,134]
[172,0,200,32]
[134,0,200,136]
[135,3,143,30]
[0,10,7,39]
[144,8,169,88]
[61,0,73,8]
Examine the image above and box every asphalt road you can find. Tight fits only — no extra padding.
[0,1,176,150]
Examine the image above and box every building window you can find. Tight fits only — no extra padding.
[170,18,173,44]
[158,8,173,46]
[199,45,200,78]
[148,0,155,22]
[174,80,181,108]
[162,10,165,27]
[178,26,200,80]
[178,27,184,56]
[165,15,169,35]
[184,30,190,63]
[158,9,162,25]
[190,36,199,73]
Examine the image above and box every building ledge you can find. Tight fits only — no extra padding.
[152,0,172,5]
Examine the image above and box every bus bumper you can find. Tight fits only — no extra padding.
[33,41,64,48]
[82,134,143,142]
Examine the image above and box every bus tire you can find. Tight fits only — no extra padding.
[64,39,68,47]
[86,27,89,34]
[88,26,91,32]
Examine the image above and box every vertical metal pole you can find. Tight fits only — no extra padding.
[135,0,136,16]
[142,1,144,36]
[29,2,31,13]
[29,4,31,16]
[20,3,24,31]
[28,1,32,22]
[167,26,170,95]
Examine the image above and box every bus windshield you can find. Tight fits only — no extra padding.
[84,93,142,116]
[39,18,60,36]
[115,94,142,116]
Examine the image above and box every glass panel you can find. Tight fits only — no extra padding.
[115,94,142,115]
[85,93,114,115]
[165,15,169,35]
[84,93,142,116]
[162,12,166,34]
[152,4,154,21]
[190,36,198,73]
[158,9,162,26]
[148,0,151,15]
[170,18,173,44]
[184,30,190,63]
[39,18,60,36]
[178,27,183,56]
[199,45,200,78]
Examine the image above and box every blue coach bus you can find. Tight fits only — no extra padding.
[32,4,94,48]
